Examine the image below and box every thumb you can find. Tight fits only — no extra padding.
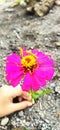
[10,101,34,112]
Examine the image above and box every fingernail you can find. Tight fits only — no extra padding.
[28,102,33,107]
[28,99,35,106]
[30,99,35,104]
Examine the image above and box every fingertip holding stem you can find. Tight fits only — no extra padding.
[27,100,34,107]
[27,96,35,106]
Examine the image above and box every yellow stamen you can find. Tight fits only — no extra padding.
[26,50,37,58]
[21,55,36,68]
[20,47,23,57]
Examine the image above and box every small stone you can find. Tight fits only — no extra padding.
[55,86,60,93]
[16,118,20,122]
[26,7,32,12]
[20,0,27,7]
[18,111,24,117]
[25,20,30,25]
[50,83,55,87]
[56,42,60,47]
[57,32,60,36]
[0,40,8,49]
[1,117,9,126]
[5,8,14,12]
[25,121,30,127]
[30,46,34,50]
[39,111,45,119]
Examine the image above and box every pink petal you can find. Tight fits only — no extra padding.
[31,72,46,91]
[22,73,31,91]
[31,49,39,55]
[6,71,23,81]
[6,67,24,87]
[31,75,41,91]
[7,53,21,64]
[6,62,22,73]
[39,59,55,67]
[10,76,22,87]
[37,52,50,63]
[36,67,55,81]
[32,50,48,60]
[32,50,53,67]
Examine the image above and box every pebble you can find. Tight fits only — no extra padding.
[25,20,30,25]
[16,118,20,122]
[39,111,45,119]
[20,0,27,7]
[1,117,9,126]
[25,121,30,127]
[0,40,8,49]
[50,83,56,87]
[18,111,24,117]
[57,32,60,36]
[5,8,14,12]
[55,86,60,93]
[56,42,60,47]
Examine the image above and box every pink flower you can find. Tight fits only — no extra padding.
[6,48,55,91]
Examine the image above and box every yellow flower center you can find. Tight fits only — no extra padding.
[21,55,36,69]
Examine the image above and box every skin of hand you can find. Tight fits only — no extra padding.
[55,0,60,5]
[0,85,34,117]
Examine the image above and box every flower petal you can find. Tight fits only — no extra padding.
[37,52,50,63]
[6,62,21,73]
[6,53,24,87]
[31,49,39,55]
[10,76,22,87]
[31,76,41,91]
[40,59,55,67]
[31,50,54,67]
[31,72,46,91]
[6,70,23,81]
[36,67,55,81]
[6,70,23,87]
[7,53,21,64]
[22,73,31,91]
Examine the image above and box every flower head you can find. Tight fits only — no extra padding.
[6,48,55,91]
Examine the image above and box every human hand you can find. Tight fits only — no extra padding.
[0,85,34,117]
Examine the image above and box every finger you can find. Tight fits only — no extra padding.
[1,84,22,97]
[18,93,31,102]
[3,84,31,101]
[21,92,32,101]
[11,85,23,97]
[12,85,31,101]
[11,101,34,112]
[18,97,22,102]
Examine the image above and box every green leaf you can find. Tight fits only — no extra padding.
[31,89,53,100]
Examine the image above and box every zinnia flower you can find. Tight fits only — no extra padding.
[6,48,55,92]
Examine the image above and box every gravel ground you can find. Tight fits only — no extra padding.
[0,1,60,130]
